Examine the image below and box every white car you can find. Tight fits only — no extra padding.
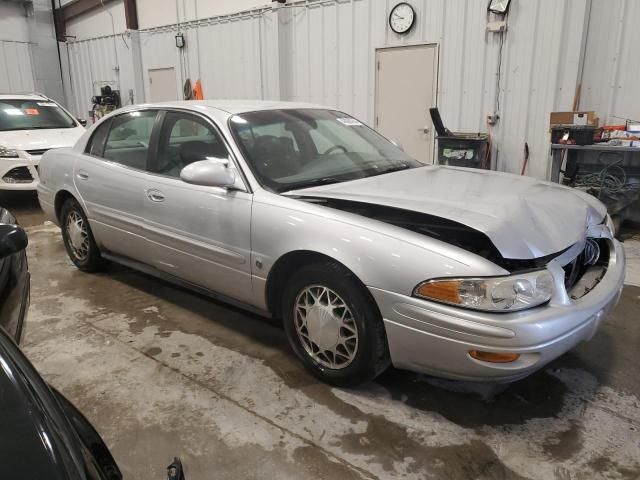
[0,94,85,190]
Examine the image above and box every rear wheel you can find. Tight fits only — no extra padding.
[60,199,107,272]
[282,261,390,387]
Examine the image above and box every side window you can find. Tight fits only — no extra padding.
[151,112,230,178]
[85,118,112,157]
[102,111,157,170]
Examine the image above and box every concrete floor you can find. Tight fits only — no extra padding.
[6,191,640,480]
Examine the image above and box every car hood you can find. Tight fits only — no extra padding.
[0,126,85,151]
[286,166,606,259]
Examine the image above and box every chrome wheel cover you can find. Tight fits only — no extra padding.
[66,210,89,261]
[294,285,358,370]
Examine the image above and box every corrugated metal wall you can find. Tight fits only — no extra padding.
[64,34,137,118]
[62,0,618,179]
[138,7,279,102]
[0,41,35,93]
[280,0,589,179]
[580,0,640,125]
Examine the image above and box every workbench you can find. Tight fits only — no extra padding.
[549,144,640,222]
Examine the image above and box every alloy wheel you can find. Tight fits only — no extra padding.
[66,210,89,261]
[294,285,359,369]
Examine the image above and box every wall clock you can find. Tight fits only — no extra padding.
[389,3,416,35]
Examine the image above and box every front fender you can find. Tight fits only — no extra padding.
[251,191,507,309]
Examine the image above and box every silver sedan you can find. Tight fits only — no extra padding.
[37,101,625,386]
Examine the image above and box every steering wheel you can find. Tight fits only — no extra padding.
[323,145,348,156]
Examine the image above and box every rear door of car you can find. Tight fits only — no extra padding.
[74,110,159,263]
[141,109,254,303]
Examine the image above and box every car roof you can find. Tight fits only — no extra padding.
[0,93,48,101]
[123,99,333,115]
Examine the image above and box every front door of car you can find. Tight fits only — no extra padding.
[142,110,254,303]
[74,110,158,262]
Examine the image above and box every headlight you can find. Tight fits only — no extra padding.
[0,145,18,158]
[414,269,554,312]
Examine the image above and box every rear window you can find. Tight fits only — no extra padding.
[0,99,76,131]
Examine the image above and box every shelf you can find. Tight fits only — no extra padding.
[551,144,640,152]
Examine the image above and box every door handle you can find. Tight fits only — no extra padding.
[419,127,430,134]
[145,189,165,202]
[76,170,89,180]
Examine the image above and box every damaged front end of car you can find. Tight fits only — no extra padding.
[294,196,615,311]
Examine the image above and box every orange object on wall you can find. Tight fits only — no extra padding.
[193,80,204,100]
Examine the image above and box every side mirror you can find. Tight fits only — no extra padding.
[78,118,88,127]
[180,159,236,188]
[0,224,28,258]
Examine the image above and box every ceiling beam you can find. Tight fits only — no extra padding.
[123,0,138,30]
[52,0,137,41]
[58,0,118,23]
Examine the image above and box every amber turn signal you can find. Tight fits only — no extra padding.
[415,280,461,304]
[469,350,520,363]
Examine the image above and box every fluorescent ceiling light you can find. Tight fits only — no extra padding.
[488,0,511,14]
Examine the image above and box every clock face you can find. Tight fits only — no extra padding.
[389,3,416,34]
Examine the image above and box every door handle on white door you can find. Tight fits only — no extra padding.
[418,127,430,134]
[76,170,89,180]
[146,189,165,202]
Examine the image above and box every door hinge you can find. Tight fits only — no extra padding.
[375,116,379,127]
[377,60,380,71]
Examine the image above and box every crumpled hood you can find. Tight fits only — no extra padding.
[288,166,607,259]
[0,126,85,151]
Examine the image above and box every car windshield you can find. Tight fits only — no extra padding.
[0,99,76,131]
[229,109,420,192]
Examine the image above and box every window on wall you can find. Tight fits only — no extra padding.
[102,111,157,170]
[150,111,230,178]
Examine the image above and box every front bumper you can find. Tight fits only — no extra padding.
[370,239,626,382]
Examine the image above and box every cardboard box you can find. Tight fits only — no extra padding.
[549,111,599,128]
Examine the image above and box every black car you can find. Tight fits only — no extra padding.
[0,207,122,480]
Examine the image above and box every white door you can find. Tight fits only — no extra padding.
[148,68,178,102]
[375,45,437,164]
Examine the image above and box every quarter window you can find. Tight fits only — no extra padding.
[102,111,157,170]
[86,118,112,157]
[151,112,229,178]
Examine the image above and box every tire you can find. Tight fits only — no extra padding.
[282,260,390,387]
[60,198,107,272]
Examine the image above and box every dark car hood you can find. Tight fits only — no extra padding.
[287,166,607,259]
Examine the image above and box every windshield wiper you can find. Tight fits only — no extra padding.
[283,177,347,192]
[369,164,412,177]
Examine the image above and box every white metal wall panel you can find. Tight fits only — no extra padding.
[65,34,136,118]
[281,0,588,178]
[138,8,277,102]
[0,41,35,93]
[581,0,640,125]
[63,0,601,178]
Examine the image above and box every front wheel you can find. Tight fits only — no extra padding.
[60,198,107,272]
[282,261,390,387]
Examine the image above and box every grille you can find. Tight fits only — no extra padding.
[2,167,34,183]
[26,148,49,156]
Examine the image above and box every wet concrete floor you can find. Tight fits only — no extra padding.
[7,191,640,479]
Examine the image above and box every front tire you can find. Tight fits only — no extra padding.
[60,198,106,272]
[282,261,390,387]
